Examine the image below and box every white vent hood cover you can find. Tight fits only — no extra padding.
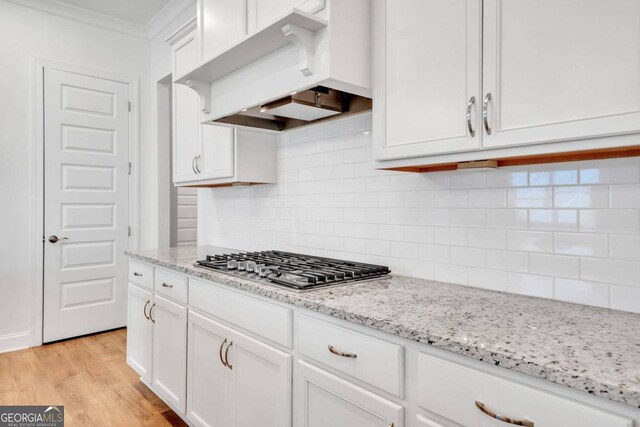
[175,0,372,130]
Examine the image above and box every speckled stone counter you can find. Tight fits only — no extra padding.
[126,245,640,408]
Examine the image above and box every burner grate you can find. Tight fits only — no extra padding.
[195,250,391,290]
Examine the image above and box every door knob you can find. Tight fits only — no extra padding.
[48,235,68,243]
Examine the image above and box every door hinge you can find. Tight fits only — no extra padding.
[128,162,132,175]
[128,101,132,112]
[128,226,131,237]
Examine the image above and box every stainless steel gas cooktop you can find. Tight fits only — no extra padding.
[195,250,391,291]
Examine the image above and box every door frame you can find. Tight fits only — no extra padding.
[31,57,140,346]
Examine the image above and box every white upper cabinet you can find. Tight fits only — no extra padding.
[482,0,640,148]
[167,18,277,187]
[172,27,201,184]
[198,0,246,62]
[374,0,640,169]
[374,0,482,161]
[247,0,325,33]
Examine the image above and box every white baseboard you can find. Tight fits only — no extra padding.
[0,331,33,354]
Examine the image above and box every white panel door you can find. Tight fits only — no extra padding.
[482,0,640,148]
[187,311,235,427]
[43,68,129,342]
[296,361,403,427]
[152,294,188,413]
[247,0,325,33]
[126,283,153,383]
[230,325,292,427]
[373,0,482,161]
[199,126,234,180]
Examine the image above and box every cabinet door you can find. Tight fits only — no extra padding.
[126,284,153,383]
[247,0,325,33]
[482,0,640,148]
[199,125,234,180]
[187,311,234,427]
[228,327,292,427]
[198,0,246,61]
[373,0,482,161]
[173,32,201,184]
[152,295,188,413]
[295,361,403,427]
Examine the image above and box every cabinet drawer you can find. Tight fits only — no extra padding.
[129,260,154,290]
[296,314,404,397]
[154,268,188,304]
[189,278,292,347]
[417,353,633,427]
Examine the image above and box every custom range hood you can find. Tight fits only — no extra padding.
[175,0,372,132]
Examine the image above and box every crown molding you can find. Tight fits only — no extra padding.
[164,16,197,45]
[147,0,196,40]
[5,0,149,39]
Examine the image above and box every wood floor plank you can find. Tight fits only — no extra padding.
[0,329,187,427]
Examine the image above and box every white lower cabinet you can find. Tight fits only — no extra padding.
[152,294,188,413]
[295,360,403,427]
[126,283,153,383]
[128,262,640,427]
[417,352,633,427]
[187,310,292,427]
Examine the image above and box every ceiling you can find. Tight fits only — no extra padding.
[55,0,171,25]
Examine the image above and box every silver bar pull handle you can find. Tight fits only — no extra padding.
[191,156,198,174]
[143,300,150,320]
[483,93,492,135]
[149,303,156,323]
[219,338,228,367]
[475,401,534,427]
[162,282,173,288]
[466,96,476,137]
[133,272,143,277]
[224,341,233,370]
[195,155,202,174]
[328,345,357,359]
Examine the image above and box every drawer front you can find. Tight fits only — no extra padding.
[417,353,633,427]
[129,260,154,289]
[154,268,188,304]
[189,278,292,347]
[296,314,404,397]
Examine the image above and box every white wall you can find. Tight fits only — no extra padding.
[0,1,151,352]
[199,114,640,314]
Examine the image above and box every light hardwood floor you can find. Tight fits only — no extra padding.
[0,329,186,426]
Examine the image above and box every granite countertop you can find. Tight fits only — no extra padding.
[127,245,640,408]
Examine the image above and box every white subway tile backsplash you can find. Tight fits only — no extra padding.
[610,184,640,208]
[485,209,528,229]
[468,188,506,208]
[468,229,507,249]
[580,257,640,287]
[554,233,608,257]
[507,230,553,253]
[507,273,554,298]
[610,285,640,314]
[468,268,508,291]
[579,210,640,233]
[507,187,552,208]
[554,278,610,308]
[528,209,578,231]
[450,247,486,268]
[530,254,579,279]
[553,185,609,208]
[199,115,640,313]
[487,250,529,273]
[609,235,640,260]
